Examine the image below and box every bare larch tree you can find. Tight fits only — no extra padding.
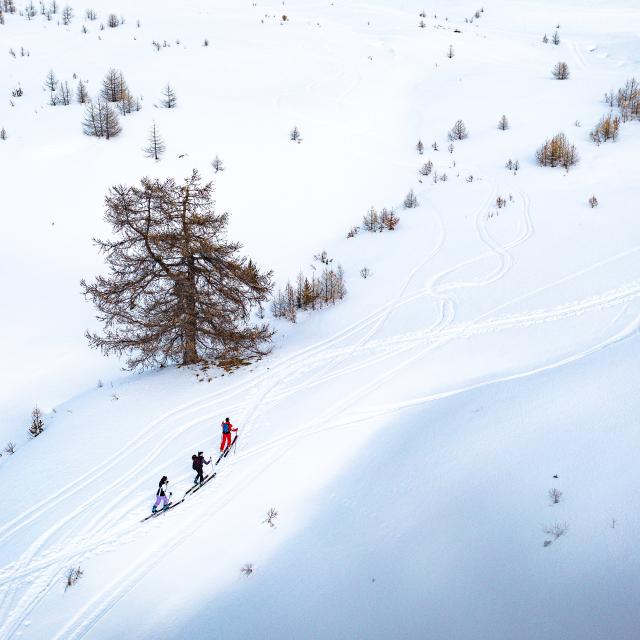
[81,170,274,369]
[160,84,177,108]
[144,121,166,160]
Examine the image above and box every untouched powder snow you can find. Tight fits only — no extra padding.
[1,0,640,638]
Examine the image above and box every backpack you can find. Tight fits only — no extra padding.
[222,421,230,434]
[192,456,198,470]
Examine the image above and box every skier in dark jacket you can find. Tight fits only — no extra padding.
[152,476,171,513]
[192,451,211,485]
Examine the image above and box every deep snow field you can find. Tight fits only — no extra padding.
[1,0,640,638]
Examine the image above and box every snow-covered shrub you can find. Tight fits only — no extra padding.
[588,195,599,208]
[61,5,72,25]
[241,563,253,576]
[64,567,84,591]
[552,62,570,80]
[403,189,418,208]
[108,13,119,27]
[0,128,6,140]
[419,160,433,176]
[362,206,378,231]
[535,132,578,169]
[497,114,509,130]
[432,141,438,151]
[289,125,301,141]
[448,119,468,141]
[211,155,224,173]
[4,441,16,455]
[28,406,44,438]
[360,267,372,279]
[416,139,424,154]
[542,34,548,44]
[548,488,563,504]
[551,30,560,45]
[346,225,359,238]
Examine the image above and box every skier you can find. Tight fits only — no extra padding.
[192,451,211,485]
[152,476,171,513]
[220,417,237,452]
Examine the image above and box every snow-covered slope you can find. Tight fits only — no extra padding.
[1,0,639,638]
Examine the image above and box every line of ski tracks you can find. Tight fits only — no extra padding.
[2,188,640,639]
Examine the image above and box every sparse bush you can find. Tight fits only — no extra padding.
[535,132,578,169]
[203,38,209,46]
[497,114,509,130]
[360,267,372,279]
[432,141,438,151]
[263,507,278,527]
[542,34,548,44]
[543,521,568,540]
[61,5,72,24]
[0,128,6,140]
[28,406,44,438]
[448,119,468,141]
[416,139,424,154]
[346,226,359,238]
[289,125,301,141]
[551,30,560,45]
[241,563,253,576]
[590,113,620,144]
[548,488,563,504]
[419,160,433,176]
[588,195,599,208]
[403,189,418,208]
[448,142,454,153]
[496,196,506,208]
[552,61,570,80]
[4,441,16,455]
[86,8,97,20]
[64,566,84,591]
[107,13,119,27]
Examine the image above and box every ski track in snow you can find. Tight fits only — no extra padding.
[3,177,640,639]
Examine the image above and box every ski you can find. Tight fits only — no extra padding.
[184,473,211,497]
[216,435,238,465]
[141,498,184,523]
[188,471,216,496]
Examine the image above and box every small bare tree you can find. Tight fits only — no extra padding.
[590,113,620,144]
[144,121,165,160]
[588,195,599,208]
[380,208,400,230]
[552,62,570,80]
[0,128,6,141]
[360,267,372,279]
[61,4,72,24]
[419,160,433,176]
[416,139,424,154]
[536,132,578,169]
[76,79,88,103]
[497,114,509,130]
[403,189,418,208]
[28,406,45,438]
[211,155,225,172]
[108,13,119,27]
[543,521,568,540]
[548,488,563,505]
[82,100,122,139]
[448,119,468,140]
[4,441,16,455]
[160,84,177,108]
[551,30,560,45]
[447,44,454,58]
[262,507,278,527]
[289,125,301,141]
[57,80,71,106]
[240,563,253,576]
[362,206,379,231]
